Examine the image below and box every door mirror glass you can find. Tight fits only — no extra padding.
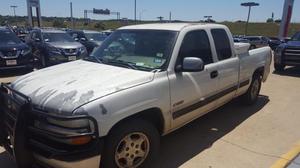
[80,37,87,41]
[180,57,205,72]
[35,38,41,42]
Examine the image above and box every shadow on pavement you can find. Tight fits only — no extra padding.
[273,66,300,78]
[154,95,269,168]
[0,152,17,168]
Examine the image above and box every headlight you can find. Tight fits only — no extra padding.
[47,118,90,129]
[21,48,31,55]
[79,46,87,54]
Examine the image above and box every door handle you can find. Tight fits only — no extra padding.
[210,71,219,79]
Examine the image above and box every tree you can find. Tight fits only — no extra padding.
[94,22,105,30]
[266,18,274,23]
[52,20,65,28]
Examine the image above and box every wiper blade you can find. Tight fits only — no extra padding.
[104,60,138,70]
[84,56,102,63]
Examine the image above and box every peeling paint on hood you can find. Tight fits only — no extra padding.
[11,60,155,114]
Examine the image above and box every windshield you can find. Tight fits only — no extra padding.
[85,33,107,42]
[90,30,178,71]
[43,32,75,43]
[292,32,300,41]
[0,30,22,45]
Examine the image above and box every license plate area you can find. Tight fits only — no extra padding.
[68,56,77,61]
[6,60,17,66]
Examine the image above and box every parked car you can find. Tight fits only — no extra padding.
[67,30,107,54]
[243,36,270,50]
[0,23,271,168]
[25,28,88,67]
[233,37,250,43]
[274,31,300,71]
[268,37,283,51]
[0,26,33,70]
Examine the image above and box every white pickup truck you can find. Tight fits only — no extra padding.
[0,23,271,168]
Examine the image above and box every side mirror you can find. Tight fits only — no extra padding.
[80,38,87,41]
[176,57,205,72]
[74,38,79,41]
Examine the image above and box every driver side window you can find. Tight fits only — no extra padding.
[178,30,213,65]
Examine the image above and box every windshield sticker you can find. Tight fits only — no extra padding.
[154,59,162,63]
[136,62,145,66]
[156,53,164,57]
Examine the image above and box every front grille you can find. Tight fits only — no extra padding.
[0,84,31,156]
[63,48,78,55]
[0,50,21,59]
[283,47,300,64]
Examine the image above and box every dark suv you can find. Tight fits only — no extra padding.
[67,30,107,54]
[25,28,88,67]
[0,27,33,70]
[274,31,300,72]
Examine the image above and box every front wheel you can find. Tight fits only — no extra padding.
[241,74,262,105]
[101,119,160,168]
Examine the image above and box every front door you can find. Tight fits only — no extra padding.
[168,30,219,128]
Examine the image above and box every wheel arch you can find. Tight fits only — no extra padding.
[107,107,165,136]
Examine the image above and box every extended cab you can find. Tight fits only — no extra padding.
[274,31,300,71]
[0,23,271,168]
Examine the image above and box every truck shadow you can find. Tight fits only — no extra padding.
[154,95,269,168]
[0,152,17,168]
[273,66,300,78]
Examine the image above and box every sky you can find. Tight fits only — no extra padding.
[0,0,299,22]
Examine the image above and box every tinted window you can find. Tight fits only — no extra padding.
[0,30,22,45]
[292,32,300,41]
[178,30,213,65]
[211,29,232,61]
[42,32,75,42]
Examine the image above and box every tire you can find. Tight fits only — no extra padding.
[241,74,262,105]
[101,119,160,168]
[274,63,285,72]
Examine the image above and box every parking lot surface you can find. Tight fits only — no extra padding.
[1,65,300,168]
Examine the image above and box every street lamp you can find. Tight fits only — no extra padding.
[10,5,18,17]
[134,0,137,23]
[241,2,259,35]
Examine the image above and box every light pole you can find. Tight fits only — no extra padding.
[241,2,259,35]
[10,5,18,17]
[134,0,137,23]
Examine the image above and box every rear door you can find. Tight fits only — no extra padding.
[169,30,219,127]
[210,29,240,105]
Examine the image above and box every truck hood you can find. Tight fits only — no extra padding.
[11,60,154,114]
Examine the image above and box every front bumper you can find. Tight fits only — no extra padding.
[47,51,88,65]
[0,53,34,70]
[0,83,102,168]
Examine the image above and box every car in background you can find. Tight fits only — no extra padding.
[274,31,300,72]
[67,30,107,54]
[243,36,270,50]
[268,37,283,51]
[233,37,249,43]
[0,26,33,70]
[25,28,88,67]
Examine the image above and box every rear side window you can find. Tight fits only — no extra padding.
[211,29,232,61]
[178,30,213,65]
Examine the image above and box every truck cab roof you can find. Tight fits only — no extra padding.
[118,23,228,31]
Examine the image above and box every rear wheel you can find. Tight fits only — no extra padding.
[101,119,160,168]
[274,63,285,72]
[242,74,262,105]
